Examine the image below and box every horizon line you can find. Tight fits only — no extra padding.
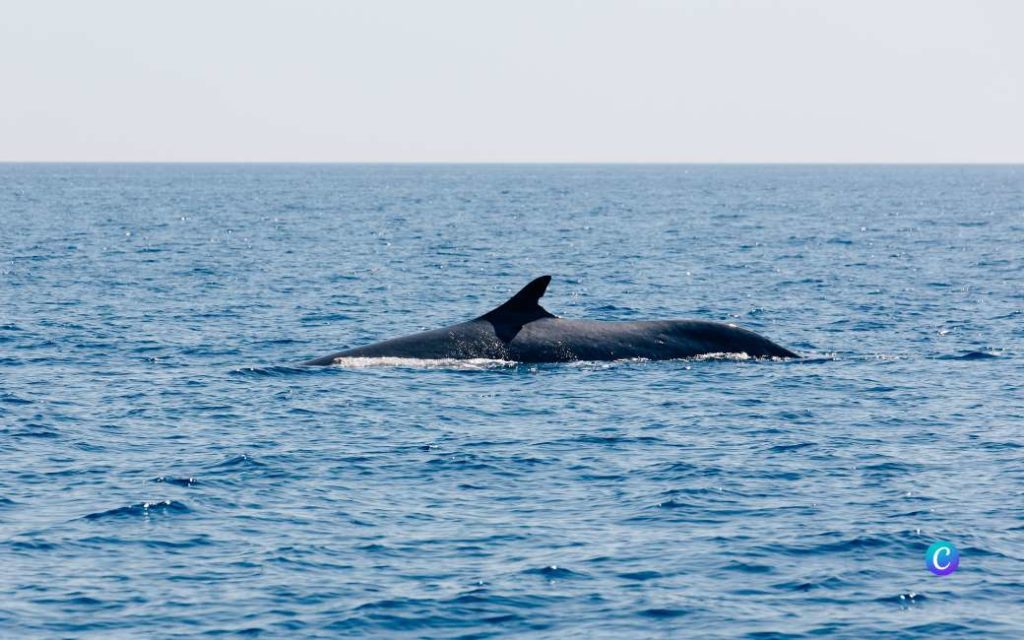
[2,160,1023,166]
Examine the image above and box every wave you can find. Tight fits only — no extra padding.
[521,565,589,580]
[209,454,264,468]
[937,350,1003,360]
[152,476,199,487]
[83,500,190,521]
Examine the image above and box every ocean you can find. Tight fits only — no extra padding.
[1,164,1021,638]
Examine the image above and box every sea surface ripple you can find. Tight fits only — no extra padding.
[1,164,1022,638]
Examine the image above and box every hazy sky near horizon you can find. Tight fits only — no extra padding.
[1,0,1021,162]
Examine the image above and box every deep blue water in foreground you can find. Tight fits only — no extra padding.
[2,164,1022,638]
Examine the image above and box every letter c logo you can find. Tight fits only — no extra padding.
[925,541,959,576]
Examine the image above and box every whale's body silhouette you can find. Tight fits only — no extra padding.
[304,276,798,365]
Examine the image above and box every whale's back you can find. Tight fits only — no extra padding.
[303,276,798,365]
[507,318,797,362]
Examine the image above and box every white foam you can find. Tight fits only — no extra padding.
[328,357,517,370]
[688,351,753,361]
[327,352,777,369]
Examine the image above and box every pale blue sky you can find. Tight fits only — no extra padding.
[1,0,1021,162]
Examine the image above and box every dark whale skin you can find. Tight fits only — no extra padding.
[303,276,798,365]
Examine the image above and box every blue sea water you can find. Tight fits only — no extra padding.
[1,164,1022,638]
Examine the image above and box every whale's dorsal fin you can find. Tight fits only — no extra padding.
[478,275,555,321]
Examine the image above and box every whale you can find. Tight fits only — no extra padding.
[304,276,798,365]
